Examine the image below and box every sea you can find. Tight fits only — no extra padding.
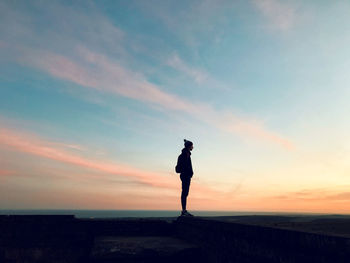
[0,210,327,218]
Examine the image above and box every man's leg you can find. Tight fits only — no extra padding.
[181,195,186,211]
[181,176,191,211]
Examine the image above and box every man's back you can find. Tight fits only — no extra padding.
[179,148,193,177]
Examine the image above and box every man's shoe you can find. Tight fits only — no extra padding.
[185,210,194,217]
[181,210,194,217]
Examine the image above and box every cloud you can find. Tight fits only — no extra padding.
[0,1,293,149]
[53,143,85,151]
[0,123,230,207]
[323,192,350,201]
[252,0,297,31]
[0,170,14,176]
[271,187,350,202]
[136,0,235,47]
[167,53,208,83]
[0,127,175,189]
[0,0,125,56]
[15,46,293,149]
[0,125,225,197]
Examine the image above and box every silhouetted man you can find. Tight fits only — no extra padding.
[177,139,194,217]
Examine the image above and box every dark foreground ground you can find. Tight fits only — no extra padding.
[205,214,350,238]
[1,214,350,263]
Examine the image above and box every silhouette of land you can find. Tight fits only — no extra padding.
[1,214,350,262]
[203,214,350,237]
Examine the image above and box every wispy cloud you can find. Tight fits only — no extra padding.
[0,0,293,149]
[0,127,175,189]
[15,46,293,149]
[136,0,235,47]
[0,124,229,207]
[0,170,14,176]
[271,187,350,202]
[252,0,297,31]
[0,0,125,56]
[167,53,208,83]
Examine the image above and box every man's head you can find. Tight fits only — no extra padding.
[184,139,194,151]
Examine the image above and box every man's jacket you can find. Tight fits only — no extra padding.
[178,148,193,177]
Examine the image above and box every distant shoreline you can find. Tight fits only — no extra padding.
[0,209,348,218]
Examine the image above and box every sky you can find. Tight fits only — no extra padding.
[1,0,350,213]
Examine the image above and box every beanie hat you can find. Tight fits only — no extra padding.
[184,139,193,148]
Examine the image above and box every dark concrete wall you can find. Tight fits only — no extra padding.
[0,215,173,263]
[0,215,90,263]
[2,215,350,263]
[175,217,350,263]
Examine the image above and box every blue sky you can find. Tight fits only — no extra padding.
[1,0,350,212]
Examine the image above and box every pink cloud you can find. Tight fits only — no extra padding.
[17,47,294,149]
[0,180,219,210]
[0,125,229,208]
[0,127,175,189]
[1,0,294,149]
[0,170,14,176]
[252,0,297,31]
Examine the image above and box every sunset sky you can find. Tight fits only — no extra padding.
[1,0,350,213]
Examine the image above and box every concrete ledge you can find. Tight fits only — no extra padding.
[175,216,350,263]
[0,215,175,263]
[2,215,350,262]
